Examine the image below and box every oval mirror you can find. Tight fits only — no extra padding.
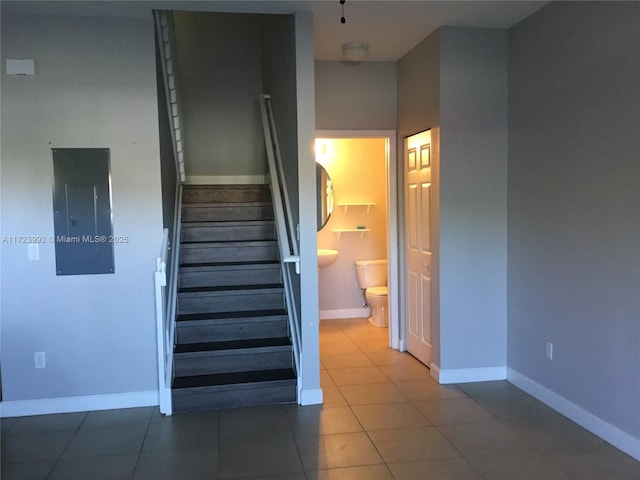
[316,163,334,231]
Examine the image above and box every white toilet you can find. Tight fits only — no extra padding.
[354,259,388,328]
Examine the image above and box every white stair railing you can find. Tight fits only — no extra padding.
[154,10,186,183]
[259,94,302,385]
[154,228,172,414]
[154,9,185,415]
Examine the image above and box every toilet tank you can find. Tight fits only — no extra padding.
[354,259,387,289]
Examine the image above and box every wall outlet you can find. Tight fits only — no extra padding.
[545,341,554,360]
[34,351,46,369]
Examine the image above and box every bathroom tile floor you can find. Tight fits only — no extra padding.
[2,318,638,479]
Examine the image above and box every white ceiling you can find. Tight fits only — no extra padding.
[2,0,548,61]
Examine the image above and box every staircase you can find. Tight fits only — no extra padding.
[171,184,297,412]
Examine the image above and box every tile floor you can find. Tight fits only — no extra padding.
[2,318,639,479]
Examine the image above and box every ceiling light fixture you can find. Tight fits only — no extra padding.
[342,42,369,63]
[339,0,346,24]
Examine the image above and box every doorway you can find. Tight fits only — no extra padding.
[315,130,400,350]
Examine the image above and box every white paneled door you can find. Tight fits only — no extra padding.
[405,130,433,366]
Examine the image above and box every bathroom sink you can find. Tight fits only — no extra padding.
[318,249,339,267]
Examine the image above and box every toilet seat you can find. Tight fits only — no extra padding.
[366,286,387,297]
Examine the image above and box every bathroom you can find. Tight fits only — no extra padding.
[316,136,393,334]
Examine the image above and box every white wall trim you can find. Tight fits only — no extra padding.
[184,175,267,185]
[299,387,323,406]
[0,390,158,418]
[434,366,507,384]
[508,368,640,461]
[320,308,370,320]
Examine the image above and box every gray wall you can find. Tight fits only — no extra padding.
[508,2,640,440]
[174,12,266,180]
[1,14,163,400]
[397,28,508,372]
[315,61,397,131]
[438,27,508,370]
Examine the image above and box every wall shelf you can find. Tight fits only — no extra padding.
[336,202,375,214]
[332,228,370,238]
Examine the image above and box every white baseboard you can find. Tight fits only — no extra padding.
[508,368,640,461]
[185,175,267,185]
[299,387,323,406]
[320,308,369,320]
[434,365,507,384]
[0,390,158,418]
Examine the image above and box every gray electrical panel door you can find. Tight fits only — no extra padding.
[52,148,115,275]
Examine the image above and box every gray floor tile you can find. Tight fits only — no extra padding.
[142,417,219,452]
[394,379,467,401]
[1,416,19,435]
[338,382,408,405]
[320,353,374,369]
[0,460,55,480]
[327,366,389,386]
[133,448,218,480]
[48,453,139,480]
[7,412,86,434]
[437,422,535,456]
[1,430,74,462]
[553,446,640,479]
[414,397,496,425]
[379,363,432,382]
[351,402,431,431]
[62,424,148,458]
[288,405,363,436]
[365,350,423,367]
[516,412,605,449]
[456,380,521,398]
[319,340,361,355]
[81,407,154,429]
[218,432,303,479]
[219,405,291,444]
[320,370,336,388]
[388,457,484,480]
[307,464,394,479]
[468,451,572,479]
[321,386,348,408]
[473,389,557,419]
[241,474,307,480]
[297,431,383,470]
[368,426,460,463]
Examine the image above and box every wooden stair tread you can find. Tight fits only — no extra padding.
[173,368,296,389]
[175,337,291,354]
[176,309,286,322]
[180,260,279,268]
[178,284,283,294]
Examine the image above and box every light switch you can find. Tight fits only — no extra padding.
[28,243,39,261]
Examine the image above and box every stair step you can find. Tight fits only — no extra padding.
[180,240,278,264]
[179,283,282,294]
[175,310,288,344]
[182,184,271,204]
[182,203,273,222]
[171,369,297,412]
[173,368,296,389]
[175,337,291,354]
[177,308,287,323]
[179,262,281,289]
[178,286,285,315]
[181,220,276,242]
[174,338,293,376]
